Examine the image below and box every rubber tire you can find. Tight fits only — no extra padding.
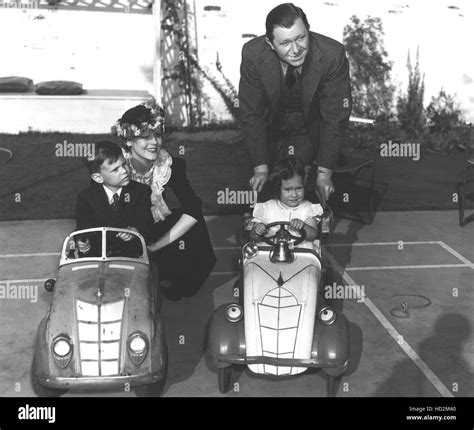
[135,347,168,398]
[218,366,233,394]
[31,353,68,397]
[326,374,342,398]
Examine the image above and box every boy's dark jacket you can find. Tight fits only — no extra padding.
[75,180,154,241]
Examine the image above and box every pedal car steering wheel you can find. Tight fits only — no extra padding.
[260,221,306,246]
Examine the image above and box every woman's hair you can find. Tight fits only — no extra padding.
[265,3,310,42]
[111,99,165,143]
[267,156,306,199]
[120,104,154,127]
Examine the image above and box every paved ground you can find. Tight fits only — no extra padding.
[0,210,472,397]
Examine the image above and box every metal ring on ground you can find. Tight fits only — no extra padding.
[390,294,432,318]
[0,148,13,164]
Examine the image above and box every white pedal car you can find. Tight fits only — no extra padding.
[207,210,350,396]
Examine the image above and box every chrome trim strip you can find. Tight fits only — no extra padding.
[72,264,99,271]
[109,264,135,270]
[213,354,348,368]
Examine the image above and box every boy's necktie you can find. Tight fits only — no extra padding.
[285,65,296,89]
[111,193,119,211]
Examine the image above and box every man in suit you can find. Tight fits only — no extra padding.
[75,140,154,256]
[239,2,352,206]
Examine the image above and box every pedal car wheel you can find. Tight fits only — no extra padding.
[326,374,342,398]
[31,353,67,397]
[135,346,168,397]
[218,366,233,394]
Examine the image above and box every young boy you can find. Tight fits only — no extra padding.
[75,140,154,254]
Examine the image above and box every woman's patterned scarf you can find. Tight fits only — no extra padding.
[123,148,173,222]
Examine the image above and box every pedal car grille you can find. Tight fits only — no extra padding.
[76,299,124,376]
[257,287,301,376]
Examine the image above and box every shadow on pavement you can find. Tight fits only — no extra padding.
[373,313,472,396]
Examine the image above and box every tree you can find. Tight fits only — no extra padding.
[396,48,426,136]
[425,89,465,152]
[343,15,395,121]
[426,89,464,132]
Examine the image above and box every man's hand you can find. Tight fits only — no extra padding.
[249,172,268,192]
[315,168,335,207]
[77,238,91,254]
[290,218,305,231]
[249,164,269,192]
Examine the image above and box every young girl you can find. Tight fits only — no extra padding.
[250,156,323,251]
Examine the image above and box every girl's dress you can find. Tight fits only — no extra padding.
[252,199,323,251]
[124,148,216,297]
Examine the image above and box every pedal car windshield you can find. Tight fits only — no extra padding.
[62,228,147,264]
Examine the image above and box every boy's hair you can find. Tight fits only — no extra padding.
[83,140,122,175]
[267,156,306,198]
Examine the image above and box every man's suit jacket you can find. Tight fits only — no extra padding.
[75,180,154,241]
[239,31,352,170]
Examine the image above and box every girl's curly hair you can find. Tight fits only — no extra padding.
[266,156,306,199]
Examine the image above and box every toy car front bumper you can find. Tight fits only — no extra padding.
[37,370,165,390]
[213,353,348,369]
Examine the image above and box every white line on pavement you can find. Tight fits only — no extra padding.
[346,263,470,271]
[437,241,474,269]
[322,248,454,398]
[327,241,442,247]
[0,279,48,284]
[0,252,59,258]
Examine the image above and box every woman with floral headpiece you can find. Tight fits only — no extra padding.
[112,100,216,300]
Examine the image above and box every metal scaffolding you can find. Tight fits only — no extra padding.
[29,0,153,14]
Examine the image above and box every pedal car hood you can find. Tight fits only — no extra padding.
[45,261,152,377]
[244,251,320,303]
[243,250,321,376]
[66,262,138,303]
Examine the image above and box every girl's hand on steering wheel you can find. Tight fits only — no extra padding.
[290,218,305,231]
[253,223,267,236]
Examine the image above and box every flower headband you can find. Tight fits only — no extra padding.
[111,99,165,139]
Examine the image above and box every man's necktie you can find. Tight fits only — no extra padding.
[285,65,296,89]
[111,193,119,211]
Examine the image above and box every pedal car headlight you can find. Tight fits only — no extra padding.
[128,332,149,365]
[242,242,258,259]
[52,335,73,368]
[225,304,243,323]
[319,307,336,325]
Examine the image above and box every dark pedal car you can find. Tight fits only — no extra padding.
[31,227,167,397]
[207,208,350,396]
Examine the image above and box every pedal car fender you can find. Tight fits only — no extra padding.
[32,317,50,375]
[207,304,245,369]
[311,309,350,376]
